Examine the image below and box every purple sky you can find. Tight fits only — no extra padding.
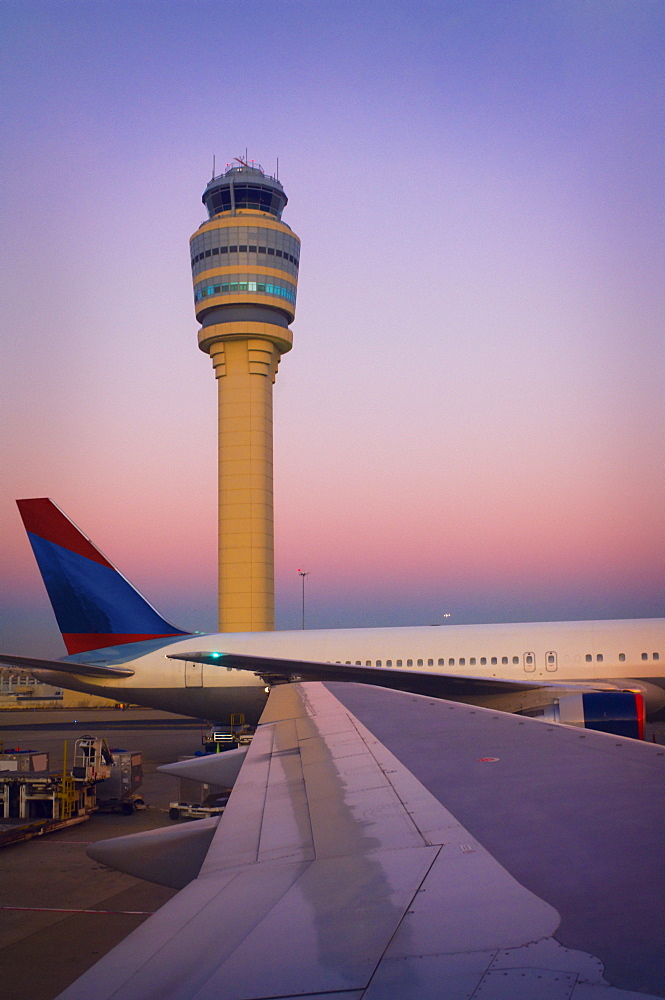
[1,1,663,656]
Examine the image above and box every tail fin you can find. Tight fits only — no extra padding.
[17,498,190,655]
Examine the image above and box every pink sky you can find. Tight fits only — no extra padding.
[1,1,663,655]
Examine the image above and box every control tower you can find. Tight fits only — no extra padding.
[190,160,300,631]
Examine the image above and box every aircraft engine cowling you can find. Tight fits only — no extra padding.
[528,691,645,740]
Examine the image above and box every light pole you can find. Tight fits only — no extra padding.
[297,569,309,629]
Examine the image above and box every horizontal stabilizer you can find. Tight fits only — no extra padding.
[158,747,248,786]
[0,652,134,679]
[87,817,220,889]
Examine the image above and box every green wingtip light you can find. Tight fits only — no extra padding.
[211,652,221,658]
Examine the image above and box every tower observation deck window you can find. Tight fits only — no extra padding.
[234,185,282,213]
[194,275,296,306]
[203,182,287,219]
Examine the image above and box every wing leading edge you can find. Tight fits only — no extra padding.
[57,682,662,1000]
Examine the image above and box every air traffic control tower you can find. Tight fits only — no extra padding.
[190,160,300,632]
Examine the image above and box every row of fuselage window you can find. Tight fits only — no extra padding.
[330,651,660,668]
[194,277,296,305]
[191,245,299,271]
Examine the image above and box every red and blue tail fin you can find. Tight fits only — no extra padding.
[17,498,191,655]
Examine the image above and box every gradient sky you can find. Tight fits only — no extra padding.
[1,0,663,656]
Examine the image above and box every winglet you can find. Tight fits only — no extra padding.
[17,498,190,654]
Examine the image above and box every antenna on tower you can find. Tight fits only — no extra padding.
[276,157,279,181]
[211,154,216,180]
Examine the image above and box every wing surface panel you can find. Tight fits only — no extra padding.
[57,683,663,1000]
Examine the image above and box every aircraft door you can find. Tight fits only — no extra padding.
[545,650,558,672]
[523,651,536,673]
[185,660,203,687]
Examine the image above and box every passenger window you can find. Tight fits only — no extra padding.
[437,658,444,666]
[653,653,660,660]
[355,661,361,665]
[526,655,533,665]
[417,659,423,666]
[480,657,486,665]
[427,658,433,666]
[448,658,455,666]
[365,661,371,666]
[619,653,625,662]
[596,654,603,662]
[501,657,508,665]
[376,660,382,666]
[641,653,648,661]
[547,654,555,664]
[491,657,497,665]
[459,658,465,666]
[407,659,413,666]
[585,654,592,662]
[386,660,392,666]
[396,659,402,667]
[470,657,476,665]
[512,656,519,664]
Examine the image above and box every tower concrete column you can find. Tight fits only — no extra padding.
[190,161,300,631]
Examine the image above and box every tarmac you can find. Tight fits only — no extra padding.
[0,709,207,1000]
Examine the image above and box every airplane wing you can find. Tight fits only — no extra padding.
[0,651,135,678]
[168,649,647,737]
[56,681,664,999]
[168,647,568,695]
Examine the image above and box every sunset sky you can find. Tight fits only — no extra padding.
[1,0,663,656]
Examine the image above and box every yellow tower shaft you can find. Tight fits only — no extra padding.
[205,333,280,631]
[198,316,294,632]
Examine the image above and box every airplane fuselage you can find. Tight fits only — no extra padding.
[34,618,665,722]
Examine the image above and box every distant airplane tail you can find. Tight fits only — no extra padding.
[17,498,191,655]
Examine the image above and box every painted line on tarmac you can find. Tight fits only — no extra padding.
[2,905,155,915]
